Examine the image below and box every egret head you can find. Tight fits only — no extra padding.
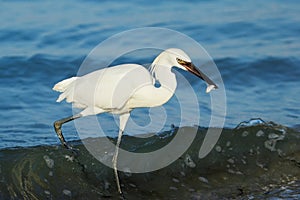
[154,48,218,93]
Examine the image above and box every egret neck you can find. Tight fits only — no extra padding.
[149,63,177,106]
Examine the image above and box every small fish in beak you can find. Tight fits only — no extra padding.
[206,84,216,93]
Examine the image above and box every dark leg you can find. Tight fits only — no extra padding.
[54,114,81,149]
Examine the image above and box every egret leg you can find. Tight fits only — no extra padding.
[112,113,130,195]
[53,114,82,149]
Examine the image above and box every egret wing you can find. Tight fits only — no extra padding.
[71,64,153,111]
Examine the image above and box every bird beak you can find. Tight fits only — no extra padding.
[186,63,218,93]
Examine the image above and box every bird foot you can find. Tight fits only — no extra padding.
[119,192,126,200]
[66,146,80,157]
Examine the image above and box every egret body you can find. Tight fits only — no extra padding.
[53,48,217,194]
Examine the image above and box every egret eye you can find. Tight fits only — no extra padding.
[176,58,185,65]
[176,58,191,67]
[176,58,184,65]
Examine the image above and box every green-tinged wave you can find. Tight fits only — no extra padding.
[0,121,299,199]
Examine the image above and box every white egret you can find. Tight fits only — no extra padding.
[53,48,217,194]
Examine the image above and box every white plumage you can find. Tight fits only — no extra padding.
[53,48,217,195]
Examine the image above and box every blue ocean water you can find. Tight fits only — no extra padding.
[1,0,300,148]
[0,1,300,199]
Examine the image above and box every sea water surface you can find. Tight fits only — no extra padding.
[0,0,299,199]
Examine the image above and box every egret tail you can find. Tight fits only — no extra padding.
[53,77,77,92]
[53,77,78,103]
